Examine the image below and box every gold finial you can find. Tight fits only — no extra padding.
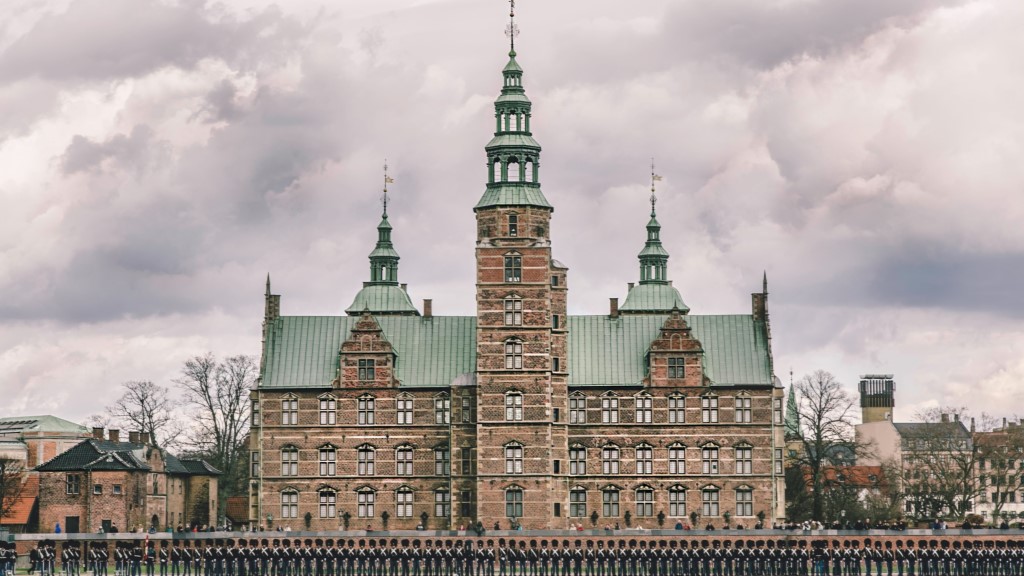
[650,158,663,217]
[505,0,520,53]
[382,159,394,216]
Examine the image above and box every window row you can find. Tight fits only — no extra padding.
[568,444,755,476]
[276,446,451,477]
[271,394,454,427]
[516,485,755,519]
[570,394,760,425]
[280,488,454,520]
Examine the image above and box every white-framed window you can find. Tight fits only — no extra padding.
[601,394,619,424]
[602,445,620,475]
[570,445,586,476]
[505,443,524,474]
[701,396,719,423]
[435,394,450,424]
[505,487,524,518]
[569,394,587,424]
[702,445,719,475]
[702,487,719,517]
[635,444,653,475]
[668,394,685,423]
[252,399,260,426]
[280,491,298,518]
[635,486,654,517]
[434,489,450,518]
[505,340,524,370]
[357,396,375,425]
[775,448,784,475]
[669,444,686,474]
[736,487,753,517]
[669,486,686,517]
[504,254,522,283]
[773,398,783,425]
[505,392,524,421]
[504,296,523,326]
[602,488,619,517]
[635,394,652,423]
[668,358,685,379]
[357,489,375,518]
[435,446,450,476]
[735,445,753,475]
[281,395,298,425]
[396,488,414,518]
[281,447,298,476]
[357,445,375,476]
[508,213,519,237]
[396,446,414,476]
[319,490,336,518]
[570,487,587,517]
[319,446,336,476]
[319,396,336,425]
[734,396,752,423]
[358,359,375,381]
[250,451,260,476]
[396,394,413,425]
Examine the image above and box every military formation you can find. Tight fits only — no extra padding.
[7,537,1024,576]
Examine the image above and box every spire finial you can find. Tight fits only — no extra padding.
[266,273,271,296]
[382,159,394,217]
[763,270,768,295]
[650,158,662,217]
[505,0,519,54]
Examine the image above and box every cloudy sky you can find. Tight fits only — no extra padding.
[1,0,1022,425]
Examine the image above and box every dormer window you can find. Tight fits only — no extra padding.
[508,214,518,237]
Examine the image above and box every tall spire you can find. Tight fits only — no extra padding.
[369,161,399,285]
[638,163,669,285]
[785,372,801,440]
[475,0,550,211]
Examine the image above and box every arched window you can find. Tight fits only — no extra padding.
[280,490,298,519]
[569,392,587,424]
[569,445,586,476]
[601,393,619,424]
[504,252,522,282]
[635,444,653,475]
[396,393,413,425]
[505,487,524,518]
[505,443,524,475]
[395,487,414,518]
[634,393,652,423]
[318,394,336,425]
[602,487,620,517]
[668,394,685,423]
[318,489,336,518]
[735,444,753,475]
[434,393,450,424]
[524,161,534,182]
[701,395,719,423]
[357,445,375,476]
[504,295,523,326]
[735,487,753,517]
[669,486,686,517]
[504,339,523,370]
[701,444,719,475]
[357,488,375,518]
[396,445,414,476]
[635,486,654,517]
[281,446,298,476]
[434,489,450,518]
[319,445,336,477]
[701,487,720,517]
[668,443,686,475]
[602,445,620,475]
[569,487,587,518]
[507,159,520,182]
[281,394,298,425]
[357,395,375,425]
[734,394,752,423]
[505,391,523,421]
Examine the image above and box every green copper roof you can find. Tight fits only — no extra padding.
[261,313,771,390]
[503,53,523,73]
[638,243,670,258]
[475,184,552,210]
[486,133,541,149]
[345,284,419,316]
[0,415,88,435]
[619,283,690,314]
[368,245,400,259]
[261,316,476,389]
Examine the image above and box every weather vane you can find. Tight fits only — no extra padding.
[650,158,662,216]
[382,159,394,216]
[505,0,519,52]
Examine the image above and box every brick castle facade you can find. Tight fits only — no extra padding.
[249,38,785,531]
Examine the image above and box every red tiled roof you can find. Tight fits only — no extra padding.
[225,496,248,523]
[0,475,38,526]
[801,465,887,488]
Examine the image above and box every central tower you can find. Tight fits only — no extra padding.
[467,4,569,528]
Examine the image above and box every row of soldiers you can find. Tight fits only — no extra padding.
[11,537,1024,576]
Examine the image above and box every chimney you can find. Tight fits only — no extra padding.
[971,417,976,433]
[140,432,151,446]
[401,283,408,293]
[940,413,949,424]
[129,431,140,444]
[92,427,104,440]
[423,299,433,318]
[954,414,960,423]
[627,282,635,291]
[609,298,619,319]
[1003,417,1008,430]
[109,429,120,443]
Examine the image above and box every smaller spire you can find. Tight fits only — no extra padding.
[265,273,271,296]
[785,380,801,440]
[763,270,768,295]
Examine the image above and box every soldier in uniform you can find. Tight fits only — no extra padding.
[158,544,169,576]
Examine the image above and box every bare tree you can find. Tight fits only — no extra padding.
[899,407,979,522]
[787,370,871,522]
[101,380,183,449]
[177,353,257,513]
[0,458,27,521]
